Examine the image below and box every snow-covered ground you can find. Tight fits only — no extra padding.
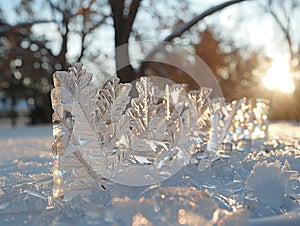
[0,122,300,225]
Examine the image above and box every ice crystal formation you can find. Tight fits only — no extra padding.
[50,63,271,198]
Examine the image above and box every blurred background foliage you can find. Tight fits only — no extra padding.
[0,0,300,126]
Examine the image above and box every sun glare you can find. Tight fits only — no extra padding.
[262,59,295,94]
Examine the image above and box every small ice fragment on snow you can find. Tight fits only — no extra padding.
[132,212,153,226]
[245,160,298,207]
[0,202,9,210]
[0,188,4,196]
[46,196,55,210]
[134,156,153,165]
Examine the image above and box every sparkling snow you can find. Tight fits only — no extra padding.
[0,122,300,225]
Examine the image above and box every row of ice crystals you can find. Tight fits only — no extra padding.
[50,63,271,198]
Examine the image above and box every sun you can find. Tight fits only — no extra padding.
[262,58,296,94]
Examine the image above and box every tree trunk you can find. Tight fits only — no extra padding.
[109,0,141,83]
[57,12,69,69]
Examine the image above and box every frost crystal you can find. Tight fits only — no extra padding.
[198,98,239,171]
[50,63,271,197]
[229,98,270,142]
[94,76,132,145]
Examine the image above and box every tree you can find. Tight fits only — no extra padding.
[0,21,55,123]
[265,0,300,70]
[109,0,141,82]
[0,0,108,123]
[195,28,271,100]
[0,0,256,123]
[141,28,271,100]
[263,0,300,120]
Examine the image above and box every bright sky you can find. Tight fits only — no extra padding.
[0,0,290,57]
[262,56,296,93]
[0,0,298,93]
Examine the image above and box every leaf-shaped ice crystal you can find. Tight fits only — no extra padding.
[93,76,132,144]
[198,98,239,171]
[185,87,212,157]
[69,62,93,91]
[104,77,191,185]
[127,77,157,130]
[188,87,212,118]
[51,63,110,199]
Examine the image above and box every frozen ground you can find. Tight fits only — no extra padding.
[0,122,300,225]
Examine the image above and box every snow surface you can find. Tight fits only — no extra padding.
[0,122,300,225]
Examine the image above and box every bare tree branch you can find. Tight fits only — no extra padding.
[140,0,251,74]
[164,0,251,42]
[77,15,109,62]
[0,20,54,35]
[18,33,56,59]
[267,2,295,63]
[49,1,61,12]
